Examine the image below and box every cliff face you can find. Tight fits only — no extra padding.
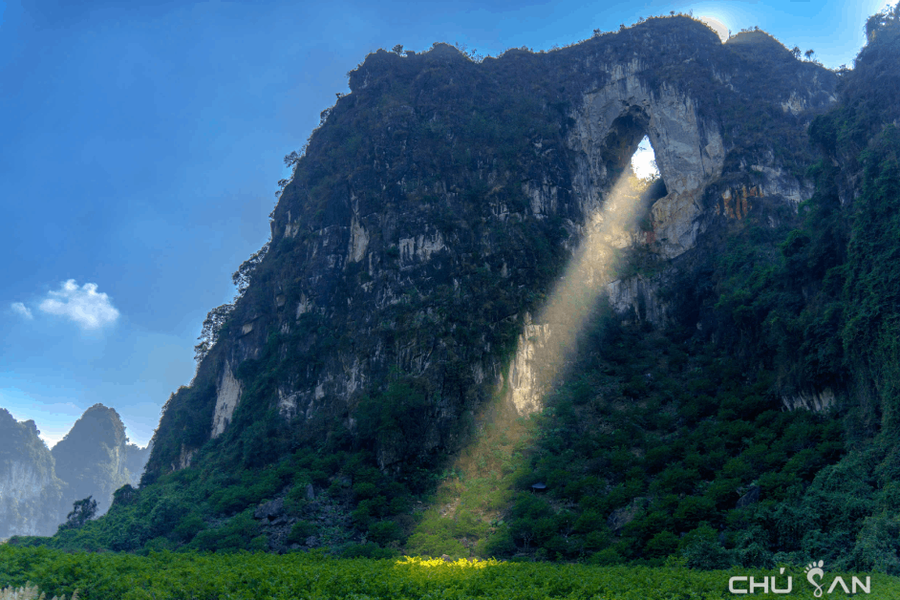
[0,410,66,538]
[145,17,838,480]
[124,443,151,488]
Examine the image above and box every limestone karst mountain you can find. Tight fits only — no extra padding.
[0,409,66,538]
[52,404,149,517]
[0,405,149,538]
[145,16,838,482]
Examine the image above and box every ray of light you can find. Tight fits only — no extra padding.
[506,166,650,416]
[410,156,653,556]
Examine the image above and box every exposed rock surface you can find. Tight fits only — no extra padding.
[781,388,837,412]
[0,410,65,538]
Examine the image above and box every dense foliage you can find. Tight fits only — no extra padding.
[2,546,899,600]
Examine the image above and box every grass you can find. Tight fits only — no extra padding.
[407,387,539,558]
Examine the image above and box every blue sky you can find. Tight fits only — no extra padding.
[0,0,893,449]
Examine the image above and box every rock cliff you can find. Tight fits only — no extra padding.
[0,409,65,538]
[144,16,838,480]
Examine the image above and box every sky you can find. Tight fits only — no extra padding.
[0,0,894,450]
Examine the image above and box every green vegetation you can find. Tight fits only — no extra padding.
[2,547,899,600]
[409,308,856,568]
[8,443,424,557]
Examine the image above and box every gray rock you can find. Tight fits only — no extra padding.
[607,498,648,531]
[736,486,761,509]
[255,497,285,521]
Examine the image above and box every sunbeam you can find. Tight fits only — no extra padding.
[506,167,654,415]
[410,160,657,557]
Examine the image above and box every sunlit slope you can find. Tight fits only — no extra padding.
[409,168,659,557]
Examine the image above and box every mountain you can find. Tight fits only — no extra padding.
[0,405,150,538]
[145,16,837,480]
[52,404,149,516]
[13,8,900,572]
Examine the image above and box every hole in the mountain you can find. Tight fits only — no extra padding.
[599,111,668,205]
[630,136,668,217]
[631,135,660,180]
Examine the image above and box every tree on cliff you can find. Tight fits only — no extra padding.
[193,241,270,363]
[60,496,97,531]
[232,241,270,295]
[194,303,234,362]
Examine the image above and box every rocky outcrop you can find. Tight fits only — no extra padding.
[782,388,837,412]
[51,404,147,517]
[606,275,669,326]
[504,314,555,415]
[212,360,241,438]
[567,62,726,259]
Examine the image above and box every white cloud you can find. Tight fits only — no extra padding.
[39,280,120,329]
[11,302,33,319]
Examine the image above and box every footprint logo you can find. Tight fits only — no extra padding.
[805,560,825,598]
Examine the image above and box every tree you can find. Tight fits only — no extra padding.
[194,303,235,362]
[62,496,98,530]
[865,2,900,41]
[112,484,137,507]
[232,241,270,295]
[804,49,815,61]
[392,44,404,54]
[283,150,301,168]
[791,46,802,59]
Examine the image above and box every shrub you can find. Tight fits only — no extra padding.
[339,542,398,559]
[645,531,679,558]
[287,521,317,545]
[367,521,401,545]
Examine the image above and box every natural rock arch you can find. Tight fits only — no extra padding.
[566,61,726,259]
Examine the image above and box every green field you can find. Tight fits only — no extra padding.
[1,546,899,600]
